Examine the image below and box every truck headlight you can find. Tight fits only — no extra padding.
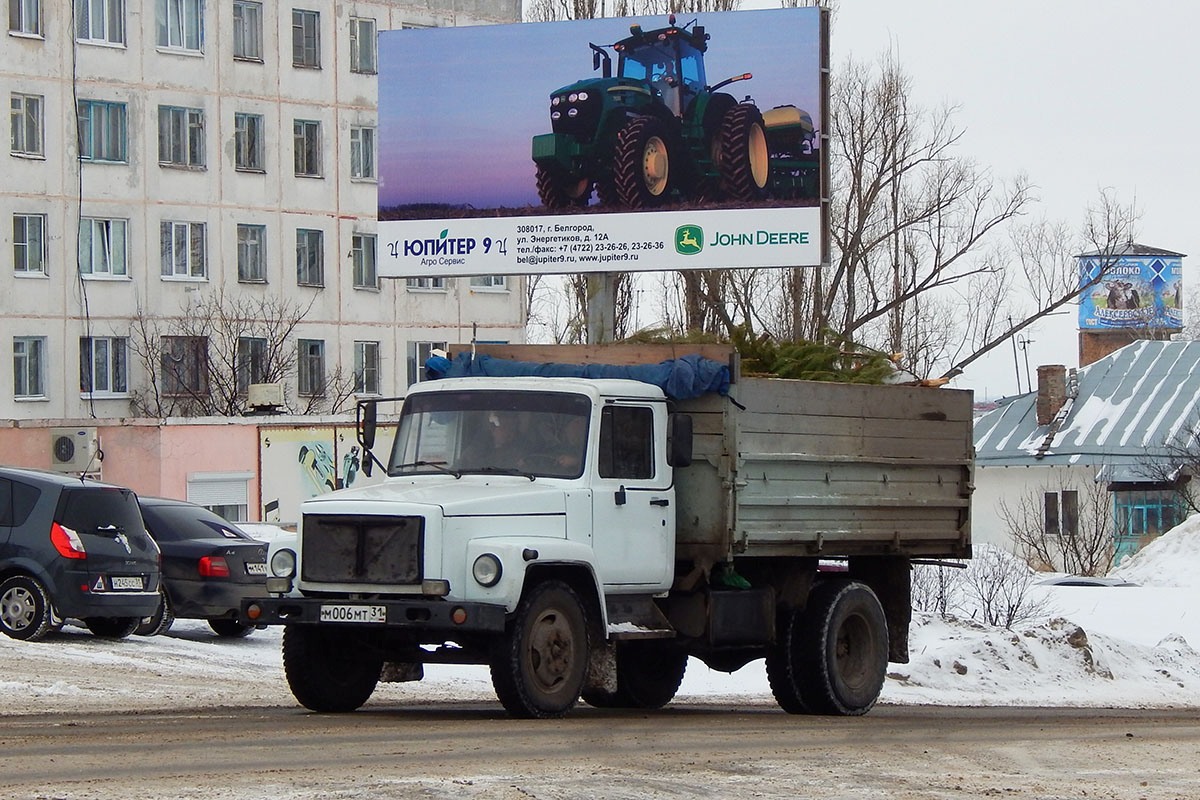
[472,553,502,587]
[270,548,297,579]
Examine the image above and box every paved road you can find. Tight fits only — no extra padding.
[3,703,1197,799]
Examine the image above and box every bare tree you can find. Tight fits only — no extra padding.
[1136,415,1200,516]
[998,478,1116,577]
[960,546,1051,630]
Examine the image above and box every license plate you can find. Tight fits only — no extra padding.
[110,576,143,590]
[245,562,267,576]
[319,604,386,623]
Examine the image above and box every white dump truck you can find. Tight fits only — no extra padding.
[243,344,972,718]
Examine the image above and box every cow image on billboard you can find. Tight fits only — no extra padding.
[1077,255,1185,330]
[376,8,827,278]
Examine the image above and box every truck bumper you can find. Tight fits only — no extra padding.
[240,596,507,634]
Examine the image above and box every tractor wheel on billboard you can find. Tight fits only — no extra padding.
[717,103,769,201]
[614,116,674,208]
[535,165,592,209]
[595,177,620,207]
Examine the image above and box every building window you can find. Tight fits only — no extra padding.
[8,0,40,35]
[13,213,46,274]
[349,125,375,180]
[293,119,321,177]
[295,228,323,286]
[291,9,320,68]
[232,0,262,61]
[1112,487,1186,558]
[77,99,127,163]
[406,277,446,291]
[13,336,46,398]
[348,16,376,74]
[406,340,446,385]
[236,223,266,282]
[160,220,206,278]
[352,233,376,289]
[354,341,379,395]
[161,335,207,395]
[470,275,507,290]
[156,0,203,51]
[10,93,44,156]
[297,338,324,396]
[79,217,128,277]
[158,105,205,168]
[598,405,655,480]
[76,0,124,44]
[236,335,267,392]
[233,112,264,172]
[80,336,128,395]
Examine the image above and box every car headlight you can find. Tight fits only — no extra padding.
[472,553,502,588]
[270,548,297,579]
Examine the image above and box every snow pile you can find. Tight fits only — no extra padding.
[1110,513,1200,587]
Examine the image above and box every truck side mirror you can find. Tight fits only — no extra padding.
[357,400,377,450]
[667,413,693,468]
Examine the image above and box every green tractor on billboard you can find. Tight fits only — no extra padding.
[531,14,818,209]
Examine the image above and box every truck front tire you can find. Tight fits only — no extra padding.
[283,625,383,713]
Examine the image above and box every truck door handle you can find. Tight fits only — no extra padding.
[649,498,670,507]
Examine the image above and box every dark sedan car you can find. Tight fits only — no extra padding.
[135,498,268,638]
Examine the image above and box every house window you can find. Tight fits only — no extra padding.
[599,405,655,480]
[291,9,320,68]
[156,0,203,51]
[236,223,266,282]
[80,336,128,395]
[160,220,206,278]
[1112,487,1186,556]
[234,112,264,171]
[9,0,40,35]
[297,338,324,396]
[76,0,124,44]
[236,335,267,392]
[158,105,205,167]
[406,340,446,385]
[352,233,376,289]
[10,93,43,156]
[470,275,507,290]
[13,336,45,398]
[293,119,321,177]
[354,341,379,395]
[232,0,262,61]
[161,335,207,395]
[349,126,375,180]
[77,99,127,162]
[348,16,376,74]
[295,228,323,286]
[79,217,128,277]
[407,277,446,291]
[13,213,46,274]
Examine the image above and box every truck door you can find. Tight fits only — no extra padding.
[590,403,675,588]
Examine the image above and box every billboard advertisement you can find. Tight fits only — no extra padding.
[1078,255,1184,330]
[376,8,827,278]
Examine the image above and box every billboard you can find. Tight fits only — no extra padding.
[1078,255,1184,330]
[377,8,827,278]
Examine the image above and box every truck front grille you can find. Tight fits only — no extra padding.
[301,514,423,585]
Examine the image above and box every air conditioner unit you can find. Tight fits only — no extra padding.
[49,428,99,472]
[248,382,284,408]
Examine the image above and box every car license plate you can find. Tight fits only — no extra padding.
[319,604,386,623]
[245,562,267,576]
[110,576,143,590]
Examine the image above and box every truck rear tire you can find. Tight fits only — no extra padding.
[582,641,688,710]
[717,103,769,201]
[283,625,383,713]
[490,580,588,719]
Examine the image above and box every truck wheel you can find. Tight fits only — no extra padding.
[283,625,382,713]
[0,575,55,641]
[795,581,889,716]
[614,117,673,208]
[490,580,588,719]
[765,608,810,714]
[536,164,591,208]
[717,103,769,201]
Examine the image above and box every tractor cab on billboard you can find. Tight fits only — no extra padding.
[614,23,707,118]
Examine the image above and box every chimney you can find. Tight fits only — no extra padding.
[1036,365,1067,426]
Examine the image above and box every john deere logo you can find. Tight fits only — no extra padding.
[675,225,703,255]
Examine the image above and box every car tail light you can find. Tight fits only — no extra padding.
[198,555,231,578]
[51,522,87,560]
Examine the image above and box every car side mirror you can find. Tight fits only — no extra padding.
[667,413,693,468]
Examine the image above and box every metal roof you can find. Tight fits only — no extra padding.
[1077,241,1186,258]
[973,340,1200,468]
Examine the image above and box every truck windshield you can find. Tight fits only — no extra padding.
[389,390,592,479]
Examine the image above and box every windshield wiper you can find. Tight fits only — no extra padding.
[456,466,536,482]
[391,460,462,478]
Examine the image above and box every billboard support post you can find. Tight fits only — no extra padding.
[586,272,618,343]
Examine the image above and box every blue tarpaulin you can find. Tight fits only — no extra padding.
[429,352,730,401]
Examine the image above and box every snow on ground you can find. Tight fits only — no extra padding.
[3,517,1200,715]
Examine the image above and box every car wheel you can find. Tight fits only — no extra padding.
[84,616,140,639]
[209,618,255,638]
[135,591,175,637]
[0,575,55,641]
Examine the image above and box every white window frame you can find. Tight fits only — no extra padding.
[354,340,379,395]
[160,220,206,279]
[291,9,320,68]
[158,105,205,168]
[10,93,44,156]
[349,125,375,180]
[293,119,321,177]
[348,16,376,74]
[295,228,323,287]
[156,0,203,52]
[406,276,446,291]
[236,223,266,283]
[76,0,124,45]
[77,99,127,163]
[297,338,325,396]
[234,111,264,171]
[80,335,128,396]
[13,336,46,399]
[470,275,508,290]
[79,217,128,277]
[8,0,41,36]
[236,335,267,392]
[406,341,447,386]
[13,213,46,275]
[352,233,377,289]
[231,0,262,61]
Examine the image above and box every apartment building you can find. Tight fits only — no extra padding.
[3,0,525,423]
